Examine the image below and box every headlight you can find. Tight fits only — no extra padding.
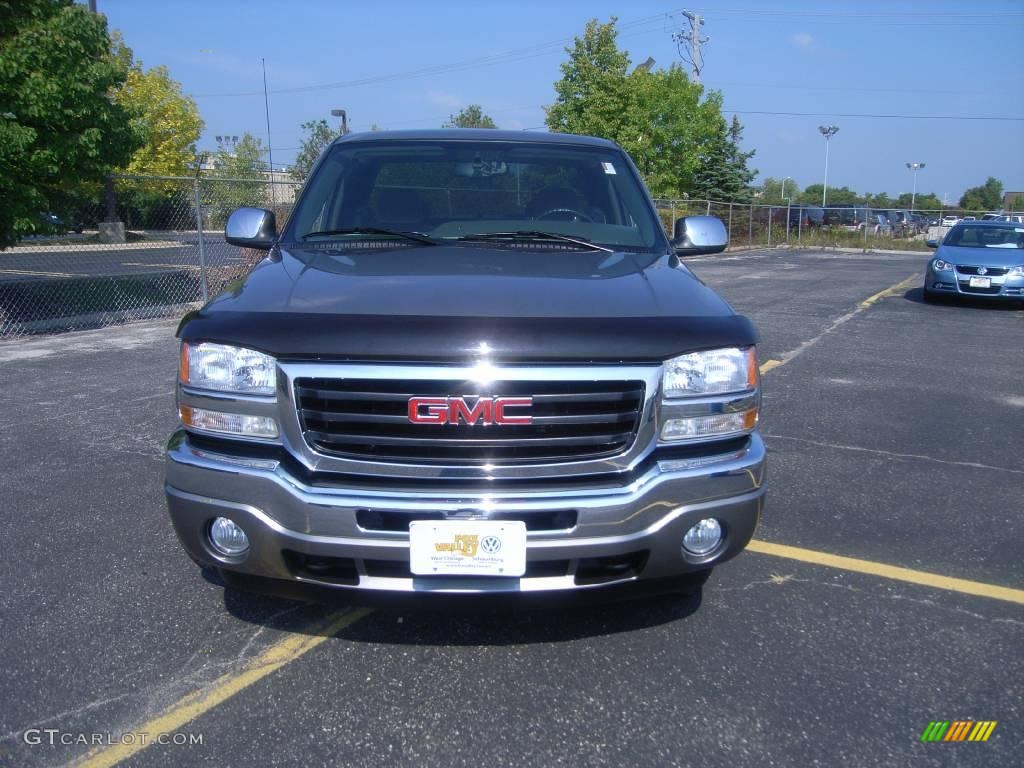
[180,342,276,395]
[932,259,953,272]
[662,347,757,398]
[1009,265,1024,277]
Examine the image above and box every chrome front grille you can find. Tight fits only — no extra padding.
[955,265,1009,276]
[295,377,645,465]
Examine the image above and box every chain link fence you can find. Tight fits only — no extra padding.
[651,198,987,253]
[0,174,300,340]
[0,177,1001,341]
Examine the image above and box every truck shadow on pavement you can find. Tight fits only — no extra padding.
[905,286,1024,310]
[216,572,705,645]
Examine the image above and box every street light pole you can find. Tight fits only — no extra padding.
[331,109,349,135]
[818,125,839,207]
[906,162,925,212]
[781,176,792,203]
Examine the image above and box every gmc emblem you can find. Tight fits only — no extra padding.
[407,396,533,425]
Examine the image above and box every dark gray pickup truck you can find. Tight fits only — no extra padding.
[165,129,765,598]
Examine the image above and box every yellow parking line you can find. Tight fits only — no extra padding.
[858,274,918,308]
[747,539,1024,605]
[120,262,202,269]
[76,607,374,768]
[759,359,783,374]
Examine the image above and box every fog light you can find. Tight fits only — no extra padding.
[682,518,722,555]
[209,517,250,556]
[180,405,278,439]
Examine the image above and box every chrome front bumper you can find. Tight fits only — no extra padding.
[165,430,766,594]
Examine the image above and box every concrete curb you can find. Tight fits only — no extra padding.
[5,240,189,254]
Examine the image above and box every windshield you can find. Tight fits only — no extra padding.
[944,224,1024,248]
[284,139,664,252]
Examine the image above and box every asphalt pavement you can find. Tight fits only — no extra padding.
[0,249,1020,767]
[0,233,242,282]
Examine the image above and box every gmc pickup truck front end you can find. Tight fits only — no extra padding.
[165,130,766,598]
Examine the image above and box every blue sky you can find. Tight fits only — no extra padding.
[96,0,1024,203]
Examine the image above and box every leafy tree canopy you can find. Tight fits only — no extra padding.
[958,177,1003,212]
[443,104,498,129]
[895,192,943,211]
[546,18,754,200]
[113,37,203,178]
[799,184,858,206]
[0,0,140,246]
[758,176,800,204]
[291,118,341,181]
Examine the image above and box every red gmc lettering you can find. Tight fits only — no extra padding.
[407,397,449,424]
[493,397,533,425]
[407,396,533,425]
[450,398,493,425]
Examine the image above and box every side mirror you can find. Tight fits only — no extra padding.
[225,207,277,250]
[671,215,728,256]
[925,239,939,249]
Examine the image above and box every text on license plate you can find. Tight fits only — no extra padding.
[409,520,527,577]
[969,276,991,288]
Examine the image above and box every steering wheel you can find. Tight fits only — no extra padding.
[537,207,593,223]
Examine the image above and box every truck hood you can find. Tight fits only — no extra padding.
[177,244,757,362]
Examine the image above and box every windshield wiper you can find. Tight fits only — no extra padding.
[300,227,439,246]
[454,231,613,253]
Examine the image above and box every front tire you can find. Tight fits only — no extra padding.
[922,284,938,303]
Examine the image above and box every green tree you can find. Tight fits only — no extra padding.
[115,60,203,177]
[800,184,858,206]
[895,192,942,212]
[0,0,140,246]
[691,114,756,202]
[546,18,747,199]
[210,133,268,212]
[758,176,800,204]
[290,119,341,181]
[863,192,894,208]
[443,104,498,129]
[958,177,1003,212]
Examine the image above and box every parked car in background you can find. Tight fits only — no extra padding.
[941,215,960,227]
[910,213,927,231]
[822,204,855,227]
[886,210,918,236]
[868,212,893,237]
[790,205,824,229]
[996,214,1024,224]
[923,221,1024,302]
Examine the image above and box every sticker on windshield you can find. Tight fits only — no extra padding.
[601,162,617,175]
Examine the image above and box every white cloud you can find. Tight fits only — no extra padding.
[425,89,462,108]
[791,33,815,50]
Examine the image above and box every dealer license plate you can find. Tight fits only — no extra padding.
[969,276,991,288]
[409,520,527,577]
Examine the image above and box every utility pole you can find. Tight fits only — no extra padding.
[675,11,706,84]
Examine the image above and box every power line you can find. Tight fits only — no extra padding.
[193,10,682,99]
